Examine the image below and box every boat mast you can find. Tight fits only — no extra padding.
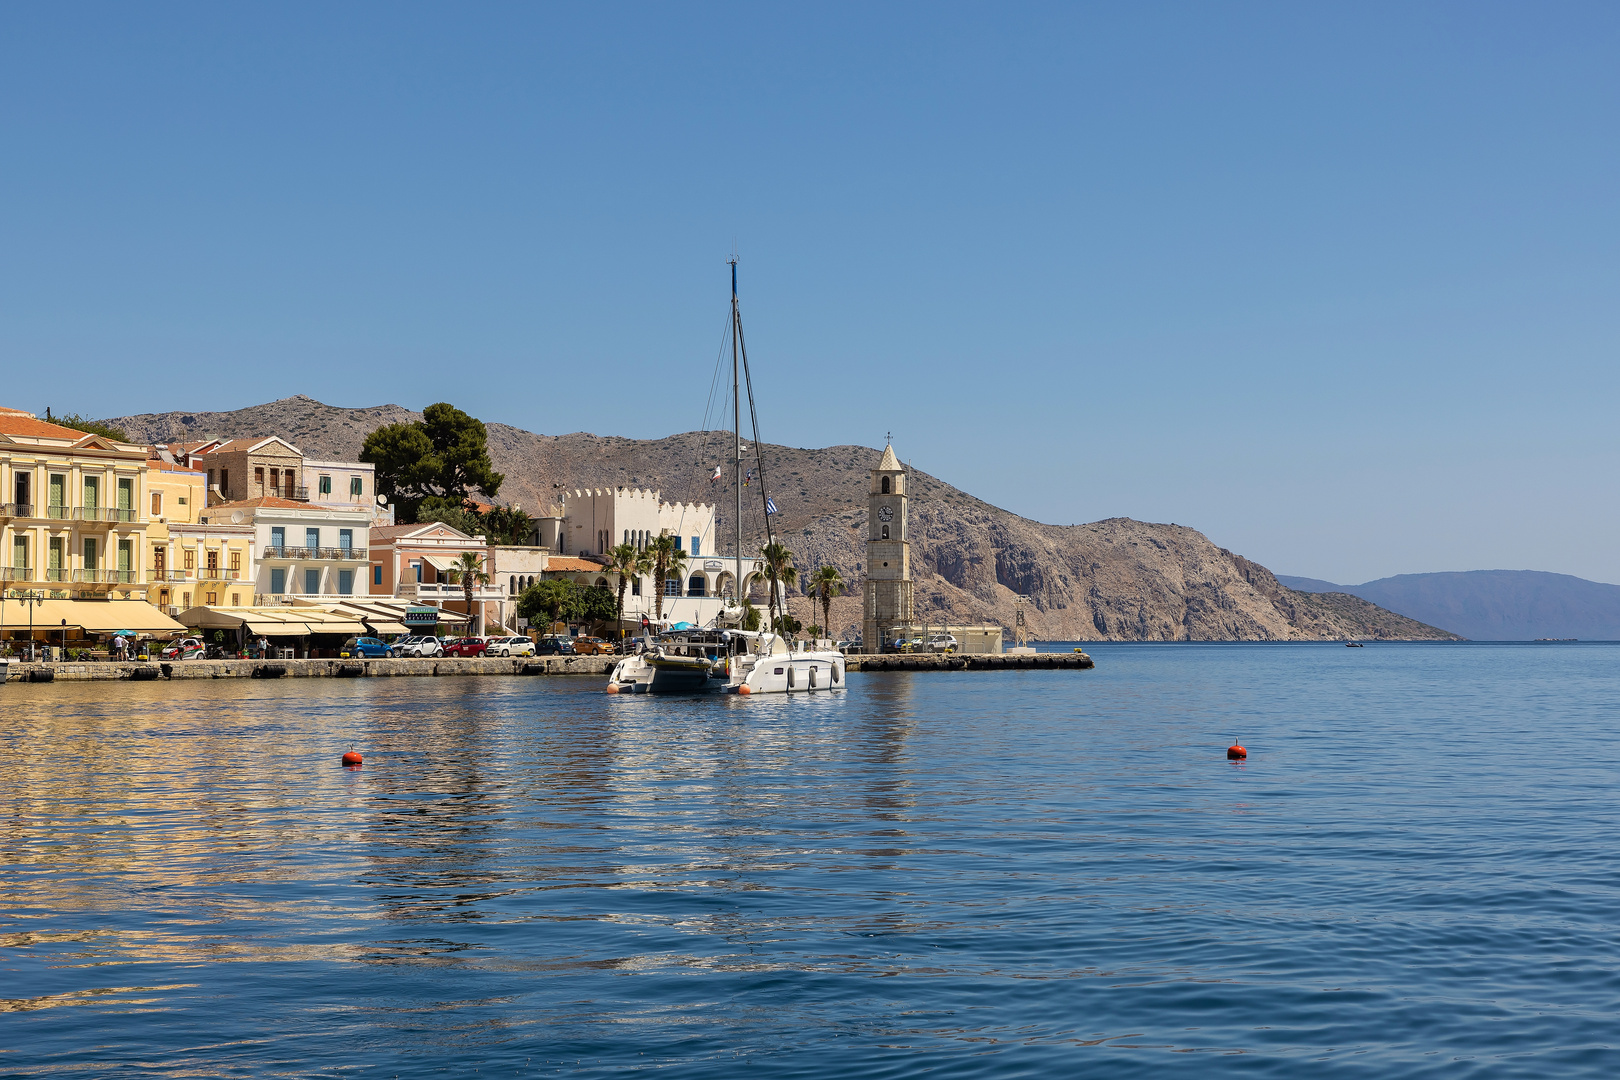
[730,258,743,627]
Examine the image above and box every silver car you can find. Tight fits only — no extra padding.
[395,635,445,658]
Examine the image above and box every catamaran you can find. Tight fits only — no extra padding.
[606,262,847,696]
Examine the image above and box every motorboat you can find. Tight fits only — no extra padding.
[1346,640,1365,647]
[607,627,846,695]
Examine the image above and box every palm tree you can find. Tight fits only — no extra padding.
[808,564,845,641]
[448,551,490,635]
[606,542,652,641]
[759,541,797,634]
[648,533,691,623]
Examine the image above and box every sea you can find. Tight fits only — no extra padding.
[2,642,1617,1078]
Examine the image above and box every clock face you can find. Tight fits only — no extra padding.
[877,505,893,522]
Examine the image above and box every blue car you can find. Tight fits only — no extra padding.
[340,636,394,659]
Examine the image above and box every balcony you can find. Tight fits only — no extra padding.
[75,507,138,523]
[197,568,241,581]
[43,568,69,582]
[149,568,191,581]
[0,567,34,581]
[73,568,138,583]
[0,503,34,518]
[262,546,368,561]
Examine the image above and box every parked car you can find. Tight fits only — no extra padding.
[928,634,959,653]
[535,635,575,656]
[486,635,536,657]
[443,637,488,658]
[394,635,446,658]
[339,636,394,659]
[161,636,205,660]
[893,636,924,653]
[571,636,616,655]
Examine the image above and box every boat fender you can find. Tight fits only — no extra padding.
[737,684,751,695]
[605,684,619,694]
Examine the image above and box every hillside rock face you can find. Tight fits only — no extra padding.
[108,398,1460,642]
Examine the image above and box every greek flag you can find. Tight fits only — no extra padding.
[765,497,779,515]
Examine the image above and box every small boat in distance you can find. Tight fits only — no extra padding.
[1346,640,1365,647]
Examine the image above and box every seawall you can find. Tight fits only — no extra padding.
[3,655,618,681]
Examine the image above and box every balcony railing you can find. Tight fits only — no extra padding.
[44,568,69,581]
[0,567,34,581]
[46,505,70,519]
[73,507,137,523]
[73,568,136,583]
[0,503,33,518]
[262,546,368,561]
[197,568,241,580]
[149,568,191,581]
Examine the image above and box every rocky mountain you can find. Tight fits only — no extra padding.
[1279,570,1620,640]
[108,397,1460,642]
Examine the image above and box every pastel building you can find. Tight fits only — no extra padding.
[198,497,371,601]
[142,459,254,613]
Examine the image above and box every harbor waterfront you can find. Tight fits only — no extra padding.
[3,641,1617,1077]
[0,650,1094,681]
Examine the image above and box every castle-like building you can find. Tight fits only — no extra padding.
[863,443,914,650]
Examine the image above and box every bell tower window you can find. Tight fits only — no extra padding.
[881,476,890,494]
[881,524,889,539]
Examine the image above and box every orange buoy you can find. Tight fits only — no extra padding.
[605,683,620,694]
[737,684,751,695]
[341,750,363,768]
[1227,743,1247,760]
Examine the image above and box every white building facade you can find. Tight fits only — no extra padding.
[199,496,372,602]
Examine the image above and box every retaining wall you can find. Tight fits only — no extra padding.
[2,655,619,682]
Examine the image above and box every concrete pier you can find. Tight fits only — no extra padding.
[0,651,1091,682]
[847,652,1093,671]
[1,655,619,681]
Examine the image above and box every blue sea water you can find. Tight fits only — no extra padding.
[2,643,1618,1077]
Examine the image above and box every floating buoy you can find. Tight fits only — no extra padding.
[605,683,619,694]
[737,684,752,695]
[341,750,363,768]
[1227,743,1246,760]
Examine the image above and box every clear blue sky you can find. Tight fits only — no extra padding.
[4,3,1618,584]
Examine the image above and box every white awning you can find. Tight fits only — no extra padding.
[421,554,456,573]
[0,599,185,635]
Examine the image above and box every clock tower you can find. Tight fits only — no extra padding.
[863,442,913,651]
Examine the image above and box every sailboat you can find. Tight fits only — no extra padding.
[605,262,848,696]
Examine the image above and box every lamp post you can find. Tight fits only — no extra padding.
[60,619,67,661]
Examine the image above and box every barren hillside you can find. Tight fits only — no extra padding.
[107,397,1461,642]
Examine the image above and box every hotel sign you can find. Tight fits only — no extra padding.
[704,560,725,570]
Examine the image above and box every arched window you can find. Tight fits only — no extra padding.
[881,476,890,494]
[596,577,609,589]
[510,578,517,595]
[688,574,707,597]
[881,524,889,539]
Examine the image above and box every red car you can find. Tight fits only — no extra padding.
[443,637,488,658]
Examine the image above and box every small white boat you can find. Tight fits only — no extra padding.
[1346,640,1364,647]
[607,627,845,695]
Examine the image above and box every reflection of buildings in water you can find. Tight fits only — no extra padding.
[358,698,623,953]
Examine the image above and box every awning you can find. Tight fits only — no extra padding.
[0,599,186,635]
[421,555,456,573]
[365,620,409,635]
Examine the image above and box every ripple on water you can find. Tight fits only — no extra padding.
[1,644,1619,1077]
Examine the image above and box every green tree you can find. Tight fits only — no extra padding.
[606,542,652,640]
[360,403,504,522]
[648,533,690,623]
[518,579,576,630]
[45,410,127,441]
[481,504,534,546]
[447,551,489,635]
[759,541,797,632]
[417,499,484,537]
[807,564,846,641]
[739,599,762,632]
[577,585,618,630]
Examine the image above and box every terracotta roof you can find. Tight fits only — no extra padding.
[144,460,205,475]
[546,557,610,573]
[0,412,101,440]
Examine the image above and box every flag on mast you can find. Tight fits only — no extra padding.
[765,497,779,515]
[710,465,722,484]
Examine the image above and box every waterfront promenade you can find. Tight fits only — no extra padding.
[0,650,1092,681]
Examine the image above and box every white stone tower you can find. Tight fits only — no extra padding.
[863,443,913,651]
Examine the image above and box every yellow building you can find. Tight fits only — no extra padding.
[0,409,153,599]
[142,459,255,614]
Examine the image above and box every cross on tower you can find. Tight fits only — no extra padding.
[885,431,892,446]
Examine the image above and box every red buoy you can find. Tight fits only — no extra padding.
[604,683,620,694]
[341,750,363,768]
[1227,743,1246,760]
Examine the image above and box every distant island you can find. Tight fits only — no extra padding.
[105,396,1461,643]
[1278,570,1620,641]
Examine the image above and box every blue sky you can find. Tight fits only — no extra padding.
[3,3,1618,584]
